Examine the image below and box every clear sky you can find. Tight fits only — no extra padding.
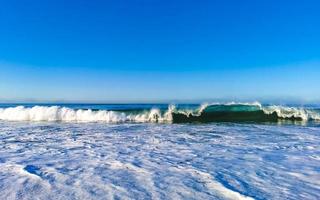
[0,0,319,103]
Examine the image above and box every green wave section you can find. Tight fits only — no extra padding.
[172,104,300,123]
[203,104,261,112]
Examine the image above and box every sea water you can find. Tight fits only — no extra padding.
[0,103,319,200]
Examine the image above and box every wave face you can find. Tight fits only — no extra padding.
[173,103,320,123]
[0,103,319,123]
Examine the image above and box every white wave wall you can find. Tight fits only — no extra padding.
[0,106,173,123]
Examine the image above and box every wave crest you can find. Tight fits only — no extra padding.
[0,106,171,123]
[0,103,319,123]
[262,106,320,121]
[172,103,320,123]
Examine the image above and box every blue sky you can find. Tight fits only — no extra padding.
[0,0,319,103]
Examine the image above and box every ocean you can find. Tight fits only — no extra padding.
[0,103,319,200]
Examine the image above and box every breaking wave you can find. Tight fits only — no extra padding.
[0,106,173,123]
[0,103,319,123]
[172,102,320,123]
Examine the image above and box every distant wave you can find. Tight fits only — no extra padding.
[0,103,319,123]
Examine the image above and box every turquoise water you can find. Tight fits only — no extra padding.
[0,103,319,199]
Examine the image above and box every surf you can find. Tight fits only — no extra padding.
[0,103,319,123]
[172,103,320,123]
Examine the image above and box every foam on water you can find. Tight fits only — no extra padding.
[0,121,319,199]
[0,106,172,122]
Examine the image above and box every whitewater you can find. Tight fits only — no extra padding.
[0,103,319,123]
[0,105,171,122]
[0,103,320,200]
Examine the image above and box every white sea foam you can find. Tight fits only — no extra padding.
[170,166,255,200]
[0,120,319,199]
[0,106,172,123]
